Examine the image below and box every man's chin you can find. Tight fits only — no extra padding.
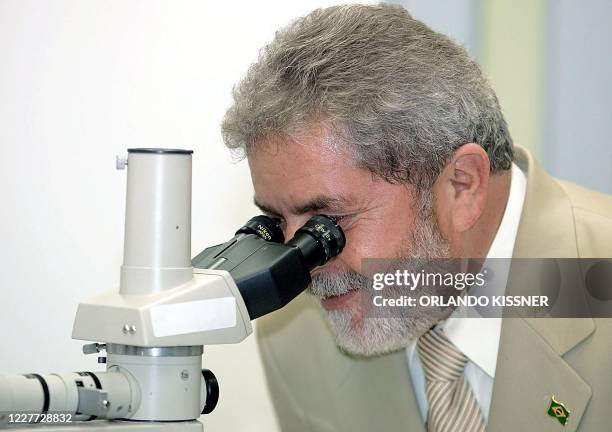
[324,313,416,358]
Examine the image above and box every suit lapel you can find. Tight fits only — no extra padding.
[487,147,595,431]
[339,349,426,431]
[487,318,592,431]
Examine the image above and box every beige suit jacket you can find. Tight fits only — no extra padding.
[256,147,612,431]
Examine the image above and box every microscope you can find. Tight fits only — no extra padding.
[0,148,345,431]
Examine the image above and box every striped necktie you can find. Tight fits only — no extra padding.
[417,327,486,432]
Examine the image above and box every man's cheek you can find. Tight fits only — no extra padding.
[313,257,348,276]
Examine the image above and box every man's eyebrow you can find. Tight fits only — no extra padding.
[253,198,281,216]
[253,195,351,216]
[291,195,350,215]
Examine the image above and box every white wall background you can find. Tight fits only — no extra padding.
[543,0,612,194]
[397,0,479,57]
[0,1,351,430]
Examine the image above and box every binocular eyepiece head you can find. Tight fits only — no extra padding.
[193,214,346,319]
[236,214,345,269]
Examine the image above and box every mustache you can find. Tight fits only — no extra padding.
[309,268,370,299]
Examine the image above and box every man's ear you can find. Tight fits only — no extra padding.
[434,143,490,233]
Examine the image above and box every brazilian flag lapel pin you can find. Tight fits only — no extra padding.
[547,395,570,426]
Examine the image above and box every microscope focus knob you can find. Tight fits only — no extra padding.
[201,369,219,415]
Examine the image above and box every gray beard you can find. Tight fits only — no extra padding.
[309,199,453,357]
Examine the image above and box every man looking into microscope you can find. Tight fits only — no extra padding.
[221,4,612,431]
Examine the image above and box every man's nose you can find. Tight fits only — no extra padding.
[283,217,310,243]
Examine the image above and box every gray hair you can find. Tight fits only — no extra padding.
[221,4,514,191]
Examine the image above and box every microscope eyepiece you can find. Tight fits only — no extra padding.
[286,215,346,270]
[235,215,284,243]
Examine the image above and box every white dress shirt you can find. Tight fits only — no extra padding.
[405,162,527,424]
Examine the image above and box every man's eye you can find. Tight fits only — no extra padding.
[328,215,350,225]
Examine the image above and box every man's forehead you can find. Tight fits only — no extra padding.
[248,128,379,216]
